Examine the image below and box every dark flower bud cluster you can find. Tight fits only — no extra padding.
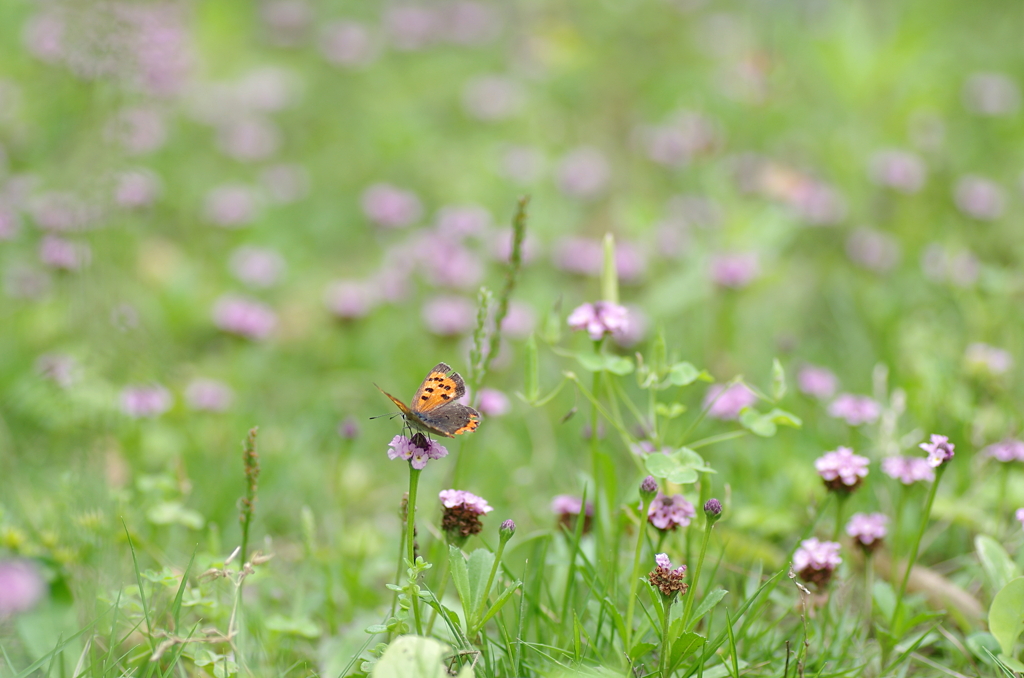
[648,553,688,598]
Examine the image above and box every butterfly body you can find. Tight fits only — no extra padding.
[377,363,481,438]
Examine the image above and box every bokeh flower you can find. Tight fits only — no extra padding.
[797,364,837,399]
[324,280,377,320]
[954,175,1004,220]
[868,149,926,193]
[709,252,759,288]
[320,21,377,67]
[845,513,888,552]
[107,106,167,155]
[216,116,282,162]
[552,494,593,533]
[361,183,422,228]
[185,378,234,412]
[963,72,1020,116]
[440,489,493,543]
[648,553,688,598]
[477,389,510,417]
[881,456,935,484]
[384,5,439,51]
[555,147,611,200]
[0,560,46,618]
[982,439,1024,463]
[965,343,1013,376]
[567,301,629,341]
[260,164,310,204]
[815,447,869,492]
[39,235,90,271]
[121,384,172,418]
[793,538,842,588]
[388,433,448,470]
[212,295,277,339]
[647,493,696,530]
[462,75,523,121]
[846,228,901,273]
[204,184,261,227]
[703,383,756,420]
[35,353,78,388]
[230,246,286,288]
[920,434,954,468]
[827,394,880,426]
[1016,508,1024,531]
[114,169,161,208]
[421,295,475,336]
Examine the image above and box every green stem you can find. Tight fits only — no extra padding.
[681,512,715,630]
[425,552,451,636]
[659,596,672,677]
[407,467,423,635]
[832,493,848,542]
[473,539,508,634]
[625,495,655,651]
[890,465,945,632]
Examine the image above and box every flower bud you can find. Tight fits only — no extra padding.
[500,519,516,542]
[640,475,658,501]
[704,498,722,521]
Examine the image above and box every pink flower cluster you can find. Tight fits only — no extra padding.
[121,384,173,418]
[827,394,881,426]
[387,434,448,470]
[439,489,493,515]
[793,538,842,587]
[983,439,1024,463]
[881,456,935,484]
[797,365,837,399]
[703,383,757,420]
[567,301,629,341]
[845,513,888,548]
[212,295,277,339]
[814,447,869,491]
[920,434,954,468]
[647,493,696,530]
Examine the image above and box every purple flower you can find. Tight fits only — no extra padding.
[39,235,90,271]
[982,439,1024,463]
[230,246,285,288]
[791,180,846,226]
[235,67,299,112]
[0,560,46,618]
[954,176,1004,221]
[845,513,888,551]
[462,75,523,121]
[827,394,881,426]
[439,489,493,514]
[184,378,234,412]
[567,301,630,341]
[35,353,78,388]
[260,0,312,47]
[388,433,448,470]
[793,538,842,588]
[611,304,648,348]
[29,191,95,232]
[217,116,282,162]
[648,553,688,597]
[212,295,277,339]
[703,383,757,420]
[881,456,935,484]
[320,21,378,68]
[1016,508,1024,531]
[260,164,309,204]
[435,205,492,240]
[709,252,759,288]
[361,183,422,228]
[442,1,501,45]
[421,295,475,336]
[846,228,901,273]
[23,12,65,64]
[338,416,360,439]
[797,364,837,399]
[4,265,51,300]
[204,184,261,227]
[477,389,510,417]
[963,73,1021,116]
[639,111,720,168]
[868,149,926,193]
[647,493,696,530]
[440,489,493,542]
[418,238,483,289]
[121,384,172,418]
[555,147,611,200]
[324,280,377,320]
[920,434,954,468]
[114,169,161,208]
[498,301,536,339]
[552,495,594,533]
[553,237,645,282]
[965,343,1013,376]
[815,447,869,492]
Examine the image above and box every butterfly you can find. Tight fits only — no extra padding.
[376,363,481,438]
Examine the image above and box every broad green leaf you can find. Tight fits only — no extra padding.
[628,642,657,662]
[989,577,1024,656]
[771,358,786,401]
[739,409,775,437]
[687,589,728,630]
[764,408,802,428]
[372,635,454,678]
[644,448,713,485]
[478,581,522,627]
[466,548,496,622]
[1000,655,1024,673]
[976,535,1022,593]
[669,631,704,669]
[655,402,686,418]
[668,362,708,386]
[575,352,634,375]
[873,580,895,620]
[264,614,320,638]
[448,546,471,628]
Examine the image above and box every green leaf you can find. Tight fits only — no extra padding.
[873,580,896,621]
[738,408,803,437]
[687,589,727,630]
[466,548,496,623]
[989,577,1024,656]
[771,358,786,401]
[644,448,713,485]
[628,642,657,662]
[479,581,521,627]
[371,636,454,678]
[668,362,706,386]
[448,546,471,629]
[669,631,704,669]
[145,502,205,529]
[999,655,1024,673]
[264,614,321,638]
[976,535,1022,593]
[654,402,686,419]
[575,351,634,375]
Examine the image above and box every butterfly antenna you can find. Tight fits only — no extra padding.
[369,412,403,421]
